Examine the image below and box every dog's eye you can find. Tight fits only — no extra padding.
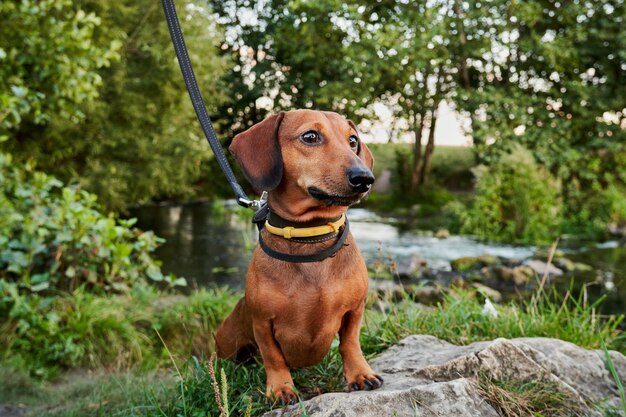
[301,130,322,145]
[349,135,359,152]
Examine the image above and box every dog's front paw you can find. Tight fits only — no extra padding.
[268,386,298,406]
[266,377,298,406]
[346,371,384,392]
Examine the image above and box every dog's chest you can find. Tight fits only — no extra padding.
[271,281,358,367]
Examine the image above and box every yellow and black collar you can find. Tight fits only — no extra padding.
[252,204,350,262]
[265,212,345,241]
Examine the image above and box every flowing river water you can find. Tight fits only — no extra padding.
[129,201,626,314]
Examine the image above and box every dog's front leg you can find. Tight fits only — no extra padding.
[252,319,297,404]
[338,302,384,392]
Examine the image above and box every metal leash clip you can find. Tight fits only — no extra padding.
[238,191,268,211]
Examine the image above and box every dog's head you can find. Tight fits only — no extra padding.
[229,109,374,220]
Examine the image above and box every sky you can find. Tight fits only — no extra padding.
[359,101,473,146]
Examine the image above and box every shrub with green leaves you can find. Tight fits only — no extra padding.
[460,145,563,244]
[0,0,120,134]
[562,183,626,239]
[0,285,236,377]
[0,153,196,374]
[0,153,183,295]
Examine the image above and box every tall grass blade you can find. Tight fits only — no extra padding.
[534,237,560,308]
[601,340,626,415]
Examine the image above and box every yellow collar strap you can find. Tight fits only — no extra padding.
[265,214,346,239]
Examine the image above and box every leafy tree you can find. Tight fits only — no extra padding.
[0,0,119,136]
[209,0,371,137]
[452,0,626,230]
[210,0,456,194]
[3,0,233,211]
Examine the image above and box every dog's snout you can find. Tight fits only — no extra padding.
[347,167,375,193]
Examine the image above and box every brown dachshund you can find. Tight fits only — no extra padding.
[215,109,382,403]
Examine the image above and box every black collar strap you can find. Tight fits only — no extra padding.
[252,204,350,262]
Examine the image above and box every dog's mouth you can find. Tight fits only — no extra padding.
[307,187,363,206]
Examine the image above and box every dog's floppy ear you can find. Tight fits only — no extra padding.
[348,120,374,170]
[229,112,284,191]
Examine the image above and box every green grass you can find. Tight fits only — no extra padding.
[0,365,176,417]
[1,285,623,416]
[601,341,626,416]
[153,287,626,417]
[362,288,624,356]
[0,286,239,378]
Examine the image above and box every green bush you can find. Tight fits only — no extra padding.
[0,0,120,134]
[0,286,154,377]
[460,145,563,244]
[0,284,237,377]
[0,154,207,375]
[0,153,183,294]
[562,183,626,239]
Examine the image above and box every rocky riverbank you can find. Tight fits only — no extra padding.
[368,249,598,306]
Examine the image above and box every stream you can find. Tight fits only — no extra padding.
[129,201,626,314]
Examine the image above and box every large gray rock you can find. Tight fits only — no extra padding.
[263,335,625,417]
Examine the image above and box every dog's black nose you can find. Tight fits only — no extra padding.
[347,167,375,193]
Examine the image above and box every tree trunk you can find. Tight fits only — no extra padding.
[453,0,470,90]
[409,66,431,190]
[419,104,439,185]
[419,66,445,185]
[410,110,426,188]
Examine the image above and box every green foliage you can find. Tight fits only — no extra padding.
[0,284,237,377]
[0,0,120,135]
[455,0,626,230]
[0,154,179,295]
[363,288,624,357]
[0,156,243,375]
[215,0,625,236]
[460,146,563,244]
[562,184,626,239]
[4,0,233,211]
[2,0,625,220]
[1,289,154,377]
